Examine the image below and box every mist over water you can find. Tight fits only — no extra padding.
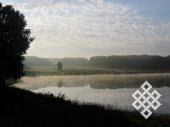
[16,74,170,114]
[16,73,170,90]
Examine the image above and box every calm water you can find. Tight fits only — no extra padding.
[16,74,170,114]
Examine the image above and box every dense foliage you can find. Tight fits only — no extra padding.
[0,3,33,86]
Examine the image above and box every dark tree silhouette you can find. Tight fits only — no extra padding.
[0,3,34,87]
[57,62,63,71]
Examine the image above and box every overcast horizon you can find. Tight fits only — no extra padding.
[2,0,170,58]
[25,54,170,59]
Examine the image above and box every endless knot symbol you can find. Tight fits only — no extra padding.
[132,81,161,119]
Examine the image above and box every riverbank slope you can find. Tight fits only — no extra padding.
[0,87,169,127]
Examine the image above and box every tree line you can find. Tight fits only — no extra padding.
[25,55,170,71]
[89,55,170,70]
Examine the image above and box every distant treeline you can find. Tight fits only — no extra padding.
[24,55,170,70]
[24,56,89,67]
[48,57,89,67]
[89,55,170,70]
[24,56,53,67]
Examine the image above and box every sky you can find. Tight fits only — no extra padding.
[1,0,170,58]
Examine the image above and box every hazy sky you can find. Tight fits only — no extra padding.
[2,0,170,58]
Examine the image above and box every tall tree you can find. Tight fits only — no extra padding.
[0,3,34,87]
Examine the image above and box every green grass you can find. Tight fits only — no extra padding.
[25,66,119,76]
[25,66,170,76]
[0,86,170,127]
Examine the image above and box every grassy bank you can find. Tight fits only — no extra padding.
[24,66,170,76]
[0,87,170,127]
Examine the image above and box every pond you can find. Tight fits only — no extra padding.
[15,73,170,114]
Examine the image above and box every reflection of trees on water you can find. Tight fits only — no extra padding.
[57,79,63,88]
[56,76,170,89]
[19,74,170,90]
[90,78,170,89]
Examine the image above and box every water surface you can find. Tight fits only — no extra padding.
[16,74,170,114]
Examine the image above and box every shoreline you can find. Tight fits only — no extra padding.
[0,86,170,127]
